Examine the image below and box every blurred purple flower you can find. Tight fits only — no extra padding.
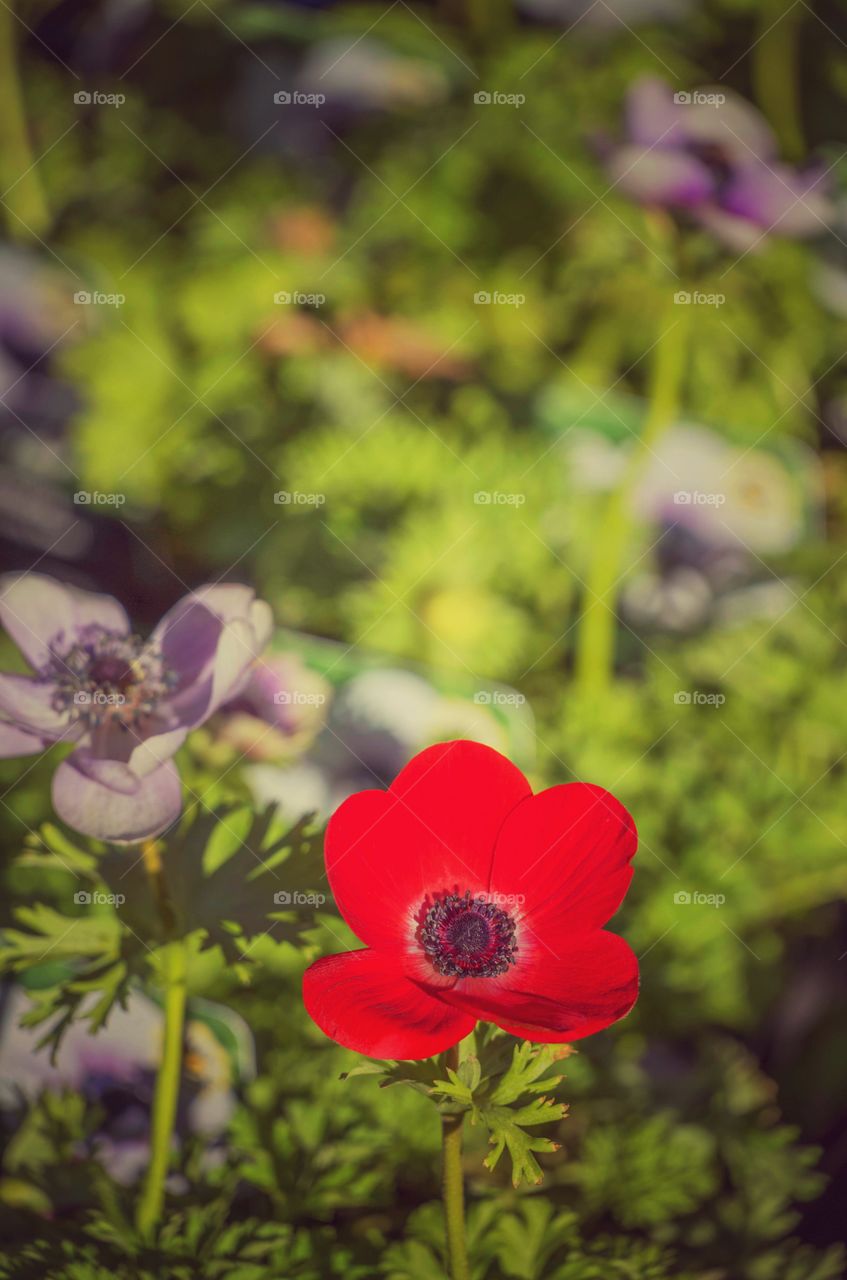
[0,573,272,842]
[518,0,689,26]
[0,986,252,1185]
[607,77,831,248]
[214,652,330,761]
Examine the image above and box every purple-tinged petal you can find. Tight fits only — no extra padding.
[0,719,48,757]
[722,162,831,237]
[205,620,266,713]
[198,585,273,645]
[608,144,714,208]
[127,726,188,777]
[152,598,224,696]
[693,204,768,253]
[154,585,272,729]
[85,712,182,767]
[0,672,67,737]
[0,573,129,673]
[626,77,683,149]
[52,750,182,842]
[680,89,776,164]
[226,654,323,732]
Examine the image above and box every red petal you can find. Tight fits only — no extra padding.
[490,783,636,937]
[435,931,638,1042]
[302,949,474,1058]
[325,740,531,949]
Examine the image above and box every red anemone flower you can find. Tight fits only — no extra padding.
[303,740,639,1059]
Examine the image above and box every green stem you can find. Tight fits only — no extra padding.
[439,0,511,37]
[574,297,689,695]
[751,0,805,161]
[0,0,50,238]
[135,841,186,1239]
[442,1045,470,1280]
[136,940,187,1238]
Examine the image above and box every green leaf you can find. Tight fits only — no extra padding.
[0,905,120,969]
[489,1042,575,1105]
[96,805,325,960]
[353,1038,570,1188]
[481,1096,566,1188]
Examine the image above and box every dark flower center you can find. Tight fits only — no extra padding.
[688,141,733,191]
[50,628,177,734]
[420,890,518,978]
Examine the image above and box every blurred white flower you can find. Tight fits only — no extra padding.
[634,424,811,554]
[245,760,333,820]
[566,427,629,492]
[299,39,449,110]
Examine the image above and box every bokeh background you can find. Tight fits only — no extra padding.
[1,0,847,1275]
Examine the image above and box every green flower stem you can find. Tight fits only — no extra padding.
[752,0,805,162]
[574,296,689,695]
[466,0,511,35]
[442,1044,470,1280]
[136,843,186,1238]
[0,0,50,239]
[439,0,511,37]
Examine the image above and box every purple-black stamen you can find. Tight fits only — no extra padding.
[419,889,518,978]
[49,629,178,734]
